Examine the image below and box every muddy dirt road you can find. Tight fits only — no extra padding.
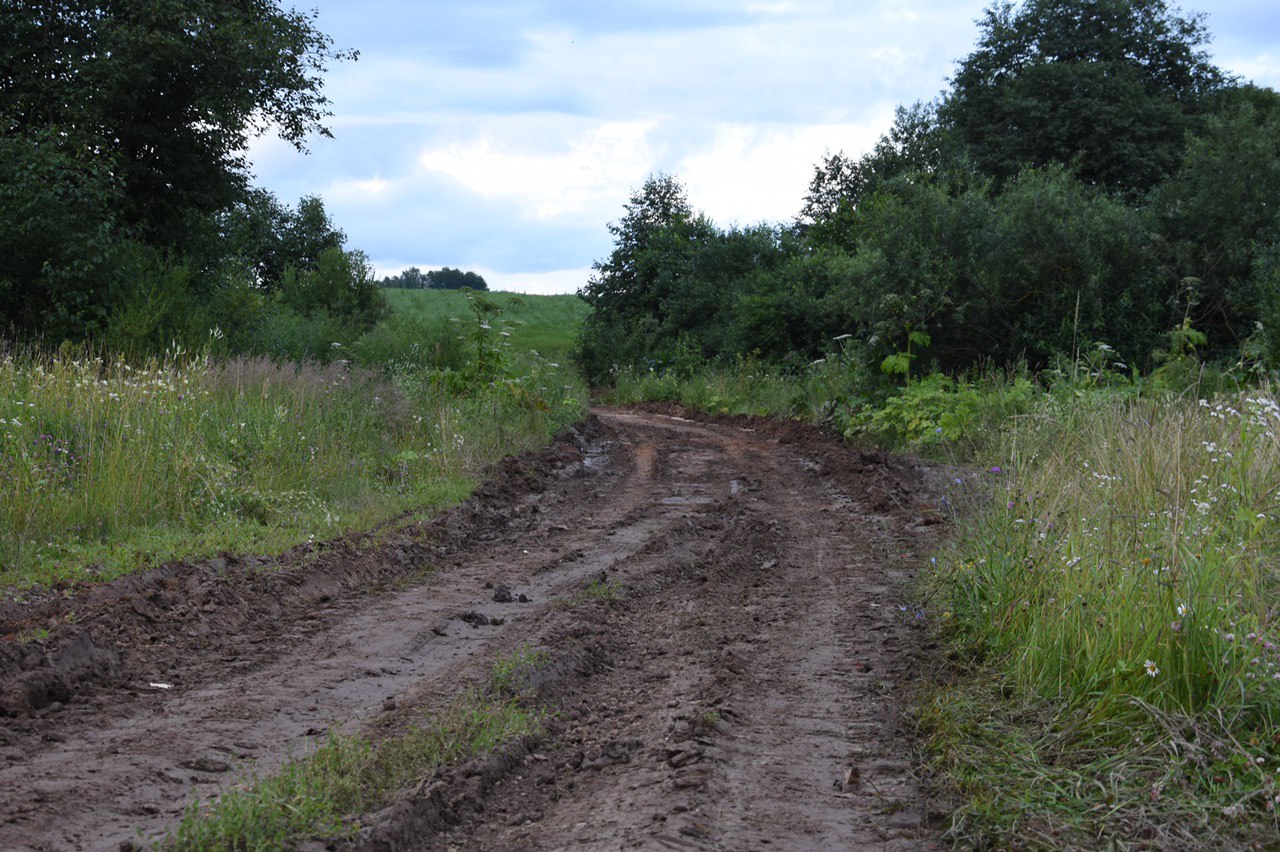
[0,407,955,850]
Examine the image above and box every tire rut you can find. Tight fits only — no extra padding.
[0,408,957,851]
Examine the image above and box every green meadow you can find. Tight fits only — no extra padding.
[381,290,590,362]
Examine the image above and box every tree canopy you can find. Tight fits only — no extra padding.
[943,0,1224,195]
[377,267,490,291]
[0,0,355,342]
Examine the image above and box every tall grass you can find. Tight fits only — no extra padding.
[923,388,1280,843]
[0,346,585,587]
[605,356,864,422]
[935,391,1280,718]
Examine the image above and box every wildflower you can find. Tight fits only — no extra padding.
[990,466,1002,474]
[1177,603,1187,617]
[1144,660,1160,677]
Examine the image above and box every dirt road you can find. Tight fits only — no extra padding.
[0,407,954,850]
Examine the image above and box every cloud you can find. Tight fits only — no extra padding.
[250,0,1280,296]
[1221,52,1280,89]
[678,117,893,226]
[324,177,395,204]
[417,119,660,218]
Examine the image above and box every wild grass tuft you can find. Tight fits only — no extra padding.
[381,290,590,363]
[169,691,541,851]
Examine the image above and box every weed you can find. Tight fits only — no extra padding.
[921,387,1280,845]
[169,693,541,850]
[578,577,622,603]
[490,643,552,697]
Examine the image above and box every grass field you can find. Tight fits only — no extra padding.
[0,291,589,589]
[381,289,589,362]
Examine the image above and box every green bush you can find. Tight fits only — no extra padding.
[350,313,466,374]
[842,371,1039,450]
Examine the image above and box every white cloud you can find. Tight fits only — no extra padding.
[679,117,893,226]
[324,177,395,203]
[1227,53,1280,89]
[418,120,659,218]
[483,267,592,296]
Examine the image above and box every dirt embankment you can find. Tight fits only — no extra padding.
[0,407,960,850]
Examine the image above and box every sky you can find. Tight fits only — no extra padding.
[247,1,1280,295]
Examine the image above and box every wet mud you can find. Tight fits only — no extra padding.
[0,407,959,850]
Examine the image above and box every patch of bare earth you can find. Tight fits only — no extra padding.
[0,407,956,851]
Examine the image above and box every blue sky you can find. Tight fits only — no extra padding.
[247,1,1280,294]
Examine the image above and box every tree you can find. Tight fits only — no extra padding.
[378,267,431,289]
[580,174,692,311]
[277,246,386,326]
[376,266,488,291]
[0,0,353,340]
[576,175,797,380]
[1153,99,1280,357]
[798,102,967,251]
[221,191,346,289]
[426,267,488,290]
[943,0,1225,196]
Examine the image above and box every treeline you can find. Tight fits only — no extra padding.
[378,267,489,291]
[0,0,388,360]
[577,0,1280,386]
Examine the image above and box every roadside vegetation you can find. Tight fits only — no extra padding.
[583,1,1280,845]
[0,292,586,588]
[921,381,1280,847]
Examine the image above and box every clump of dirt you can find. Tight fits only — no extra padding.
[0,631,119,717]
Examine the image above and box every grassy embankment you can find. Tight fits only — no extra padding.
[0,290,589,589]
[605,358,1280,846]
